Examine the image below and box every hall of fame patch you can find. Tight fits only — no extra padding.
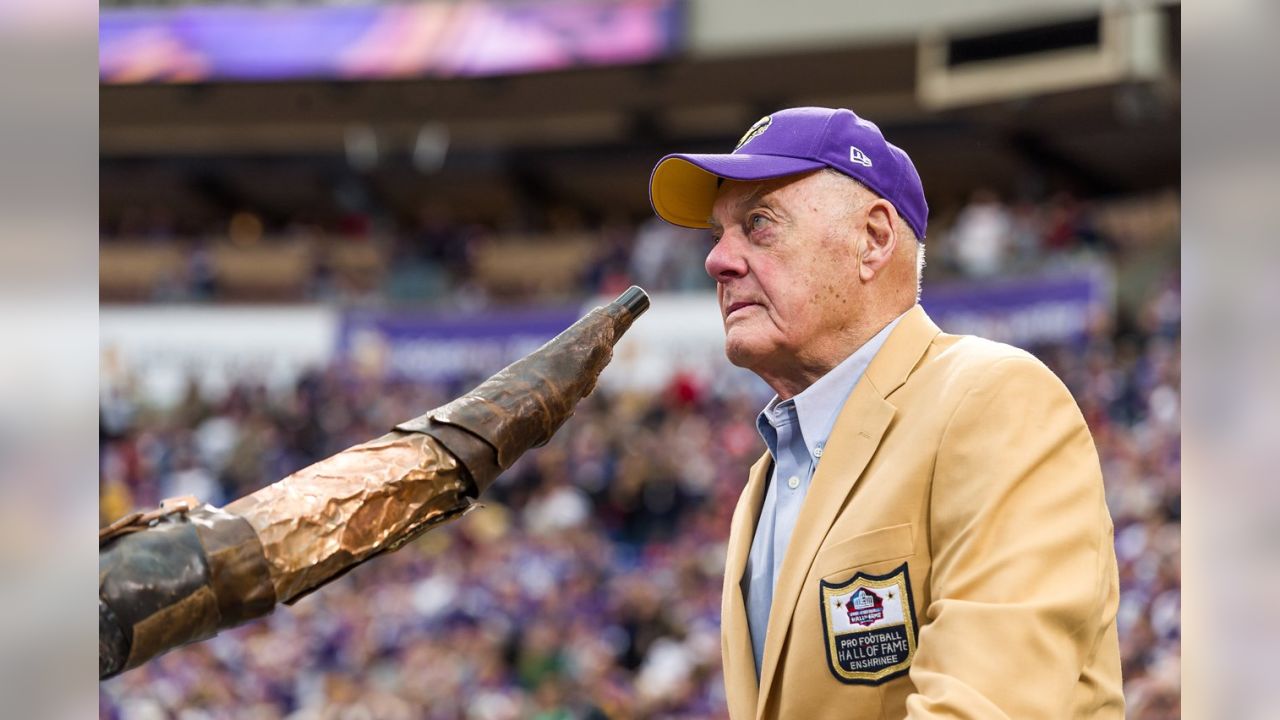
[818,562,919,685]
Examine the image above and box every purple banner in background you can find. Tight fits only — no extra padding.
[338,271,1110,383]
[100,0,682,84]
[338,306,580,381]
[921,270,1113,347]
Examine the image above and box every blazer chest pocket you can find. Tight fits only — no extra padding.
[814,523,915,580]
[814,523,920,686]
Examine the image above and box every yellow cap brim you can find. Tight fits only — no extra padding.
[649,156,720,229]
[648,153,828,229]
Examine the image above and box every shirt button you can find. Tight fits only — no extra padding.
[786,475,800,489]
[814,446,824,458]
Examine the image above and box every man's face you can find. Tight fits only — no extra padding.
[705,171,865,375]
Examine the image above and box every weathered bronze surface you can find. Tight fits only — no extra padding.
[99,505,276,678]
[397,285,648,490]
[99,287,649,679]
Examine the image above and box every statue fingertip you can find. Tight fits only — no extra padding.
[615,286,650,318]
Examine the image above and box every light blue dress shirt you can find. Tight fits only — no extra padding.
[743,312,906,679]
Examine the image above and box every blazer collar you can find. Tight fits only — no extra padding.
[864,304,940,400]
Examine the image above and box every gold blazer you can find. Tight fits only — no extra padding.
[720,305,1124,719]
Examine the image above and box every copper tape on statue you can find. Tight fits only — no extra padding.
[224,431,476,605]
[99,435,474,679]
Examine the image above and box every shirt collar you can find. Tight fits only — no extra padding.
[755,310,908,460]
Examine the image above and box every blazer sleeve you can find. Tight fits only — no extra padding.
[906,355,1116,719]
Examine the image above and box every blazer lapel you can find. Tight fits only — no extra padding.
[754,305,941,716]
[722,452,770,720]
[754,384,895,715]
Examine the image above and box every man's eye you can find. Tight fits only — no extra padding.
[748,214,769,232]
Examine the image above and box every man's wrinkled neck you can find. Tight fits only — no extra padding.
[754,338,866,401]
[754,306,908,401]
[758,361,828,402]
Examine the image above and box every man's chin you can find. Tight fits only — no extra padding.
[723,335,773,371]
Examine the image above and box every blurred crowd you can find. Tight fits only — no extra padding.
[99,293,1179,719]
[100,190,1179,719]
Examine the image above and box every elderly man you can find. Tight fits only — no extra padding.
[648,107,1123,719]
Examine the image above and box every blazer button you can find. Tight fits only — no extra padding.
[786,475,800,489]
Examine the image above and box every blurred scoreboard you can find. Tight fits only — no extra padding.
[100,0,683,84]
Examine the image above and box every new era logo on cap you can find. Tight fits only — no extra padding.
[648,107,929,240]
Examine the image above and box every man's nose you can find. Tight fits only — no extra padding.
[705,233,748,282]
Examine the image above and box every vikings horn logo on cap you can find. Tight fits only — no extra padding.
[734,115,772,152]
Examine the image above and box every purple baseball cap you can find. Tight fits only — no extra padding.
[649,107,928,239]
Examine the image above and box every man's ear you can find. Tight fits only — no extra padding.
[858,200,898,283]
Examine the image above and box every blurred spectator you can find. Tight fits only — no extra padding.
[946,188,1013,277]
[628,218,712,293]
